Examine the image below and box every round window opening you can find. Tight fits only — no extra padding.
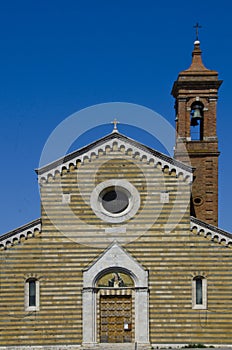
[193,197,203,206]
[90,179,140,223]
[100,186,129,214]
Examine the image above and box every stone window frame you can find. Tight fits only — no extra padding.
[192,275,207,310]
[90,179,140,223]
[25,278,40,312]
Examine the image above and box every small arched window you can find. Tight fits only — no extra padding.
[190,102,204,141]
[192,276,207,310]
[25,278,40,311]
[195,276,203,304]
[29,279,36,306]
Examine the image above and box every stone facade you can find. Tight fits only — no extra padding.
[1,133,232,348]
[1,41,232,349]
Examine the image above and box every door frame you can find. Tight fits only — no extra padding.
[82,243,149,346]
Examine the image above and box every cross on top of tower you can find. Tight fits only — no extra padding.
[193,22,202,42]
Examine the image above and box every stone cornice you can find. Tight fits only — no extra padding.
[190,216,232,246]
[0,218,41,250]
[1,216,231,250]
[36,133,193,184]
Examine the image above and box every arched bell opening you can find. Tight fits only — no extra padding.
[190,101,204,140]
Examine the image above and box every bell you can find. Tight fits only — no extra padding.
[191,107,202,126]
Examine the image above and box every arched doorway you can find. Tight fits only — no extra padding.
[96,270,134,343]
[82,243,149,347]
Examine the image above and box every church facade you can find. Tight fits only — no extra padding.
[1,41,232,349]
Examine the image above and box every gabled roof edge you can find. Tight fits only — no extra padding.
[190,216,232,246]
[0,218,41,250]
[36,132,193,179]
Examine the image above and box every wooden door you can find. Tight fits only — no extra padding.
[100,295,132,343]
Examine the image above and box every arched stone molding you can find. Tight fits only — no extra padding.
[82,242,149,346]
[190,216,232,247]
[37,134,193,184]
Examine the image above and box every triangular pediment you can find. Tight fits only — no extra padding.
[36,132,193,183]
[83,242,148,288]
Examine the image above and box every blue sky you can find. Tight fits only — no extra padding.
[1,0,232,234]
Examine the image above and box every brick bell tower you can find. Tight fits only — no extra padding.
[171,38,222,226]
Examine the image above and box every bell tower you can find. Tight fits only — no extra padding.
[171,39,222,226]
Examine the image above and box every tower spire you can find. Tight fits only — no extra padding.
[185,33,209,72]
[187,40,208,71]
